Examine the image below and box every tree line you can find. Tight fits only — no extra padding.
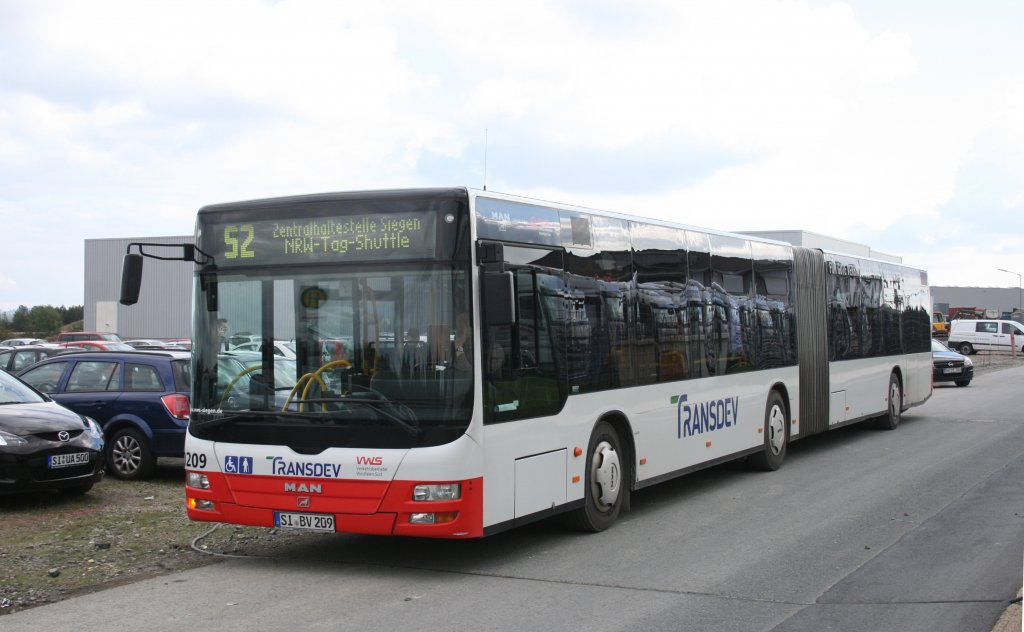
[0,305,84,339]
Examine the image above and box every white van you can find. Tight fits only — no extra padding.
[948,319,1024,355]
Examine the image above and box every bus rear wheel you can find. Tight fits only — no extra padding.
[874,373,902,431]
[567,421,626,532]
[748,390,788,471]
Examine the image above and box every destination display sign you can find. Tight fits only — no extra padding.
[203,211,438,266]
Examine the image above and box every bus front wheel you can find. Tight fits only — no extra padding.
[567,421,626,532]
[748,390,788,471]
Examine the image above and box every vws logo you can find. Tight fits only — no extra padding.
[356,456,383,466]
[672,394,740,439]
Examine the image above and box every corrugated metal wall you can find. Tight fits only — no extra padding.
[931,286,1022,315]
[793,247,830,436]
[84,237,194,339]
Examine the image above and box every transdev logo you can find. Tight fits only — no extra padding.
[224,455,254,475]
[672,394,740,439]
[268,456,343,478]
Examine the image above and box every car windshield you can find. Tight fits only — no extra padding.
[931,339,951,352]
[0,370,47,404]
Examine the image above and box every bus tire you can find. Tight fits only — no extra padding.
[567,421,625,532]
[748,390,788,471]
[874,373,902,431]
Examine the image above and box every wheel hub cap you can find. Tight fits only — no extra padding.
[592,441,621,508]
[768,406,786,455]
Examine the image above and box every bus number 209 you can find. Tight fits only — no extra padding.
[184,452,207,469]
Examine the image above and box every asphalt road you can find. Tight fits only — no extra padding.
[5,366,1023,632]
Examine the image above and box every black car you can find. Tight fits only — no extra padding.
[18,351,190,480]
[0,368,105,495]
[931,338,973,387]
[0,344,77,374]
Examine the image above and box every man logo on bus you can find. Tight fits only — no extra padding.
[672,394,740,439]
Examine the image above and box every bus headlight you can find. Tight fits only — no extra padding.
[186,472,210,489]
[412,483,461,501]
[188,497,215,511]
[410,512,458,525]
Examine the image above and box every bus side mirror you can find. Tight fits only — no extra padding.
[200,270,218,312]
[120,253,144,305]
[483,271,515,326]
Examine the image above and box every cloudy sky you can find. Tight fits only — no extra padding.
[2,0,1023,311]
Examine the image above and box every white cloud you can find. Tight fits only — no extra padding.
[1,0,1022,309]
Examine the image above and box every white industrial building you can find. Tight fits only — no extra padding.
[84,236,194,339]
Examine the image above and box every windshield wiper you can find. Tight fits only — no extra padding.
[191,410,318,431]
[192,405,422,438]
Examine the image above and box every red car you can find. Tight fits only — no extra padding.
[62,341,137,352]
[54,332,123,345]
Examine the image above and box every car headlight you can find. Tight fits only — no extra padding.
[963,356,973,367]
[83,417,103,437]
[0,429,28,447]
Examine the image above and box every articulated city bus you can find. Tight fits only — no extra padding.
[123,187,931,538]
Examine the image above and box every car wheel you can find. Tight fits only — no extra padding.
[566,421,627,532]
[105,427,156,480]
[955,379,971,387]
[874,372,902,430]
[748,390,788,471]
[957,342,973,355]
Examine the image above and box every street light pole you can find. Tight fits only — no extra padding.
[997,268,1022,312]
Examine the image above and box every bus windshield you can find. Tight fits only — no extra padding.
[190,265,473,450]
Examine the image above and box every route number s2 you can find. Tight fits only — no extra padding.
[184,452,207,469]
[224,224,255,260]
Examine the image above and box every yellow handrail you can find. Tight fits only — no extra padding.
[283,360,352,412]
[219,365,262,408]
